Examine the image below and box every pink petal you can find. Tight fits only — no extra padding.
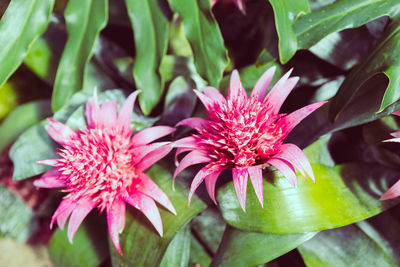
[46,118,77,145]
[268,158,298,187]
[274,143,315,182]
[248,165,264,208]
[37,159,59,167]
[392,111,400,116]
[135,172,176,215]
[390,131,400,138]
[383,137,400,143]
[85,91,100,128]
[131,142,170,163]
[233,0,246,14]
[67,199,97,243]
[250,66,276,102]
[173,136,199,149]
[116,91,140,133]
[34,169,66,188]
[232,168,249,212]
[381,179,400,200]
[175,147,192,166]
[124,192,163,237]
[173,150,210,184]
[278,101,327,136]
[204,169,223,204]
[51,198,76,230]
[194,89,215,112]
[131,126,175,146]
[107,200,126,254]
[228,70,247,102]
[176,117,209,130]
[98,101,118,128]
[263,69,297,114]
[202,86,227,105]
[188,166,216,206]
[135,143,173,171]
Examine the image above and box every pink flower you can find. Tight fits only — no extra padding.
[174,67,326,211]
[380,110,400,200]
[34,92,176,254]
[211,0,246,14]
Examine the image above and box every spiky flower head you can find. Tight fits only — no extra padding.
[34,92,176,254]
[174,67,326,211]
[380,110,400,200]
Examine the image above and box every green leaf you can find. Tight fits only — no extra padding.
[125,0,169,115]
[294,0,400,51]
[52,0,108,112]
[0,100,51,154]
[0,81,19,120]
[211,226,317,267]
[0,0,54,89]
[217,139,400,234]
[110,165,206,266]
[190,236,212,267]
[330,19,400,120]
[48,218,108,267]
[269,0,310,64]
[159,224,191,267]
[167,0,229,87]
[0,185,36,242]
[298,207,400,266]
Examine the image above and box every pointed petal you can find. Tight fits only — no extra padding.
[274,143,315,182]
[188,166,214,206]
[278,101,327,136]
[135,143,173,171]
[37,159,59,167]
[124,192,163,236]
[202,86,227,105]
[264,69,298,114]
[233,0,246,14]
[251,66,276,101]
[228,70,247,102]
[131,142,170,163]
[98,101,118,128]
[392,111,400,117]
[205,169,223,204]
[381,179,400,200]
[116,91,140,133]
[131,126,175,146]
[34,169,66,188]
[390,131,400,138]
[173,150,210,182]
[383,137,400,143]
[248,165,264,208]
[176,117,209,130]
[46,118,77,145]
[232,168,249,212]
[85,91,100,128]
[107,200,126,254]
[194,89,215,112]
[173,136,199,149]
[136,172,176,215]
[175,148,192,166]
[67,199,97,243]
[268,158,298,187]
[51,198,76,230]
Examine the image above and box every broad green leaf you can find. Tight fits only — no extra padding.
[159,224,191,267]
[125,0,169,115]
[330,19,400,120]
[0,0,54,89]
[0,185,36,242]
[190,236,212,267]
[0,100,51,154]
[217,138,400,234]
[110,165,207,266]
[269,0,309,64]
[0,81,18,120]
[48,218,108,267]
[211,226,316,267]
[293,0,400,51]
[298,207,400,267]
[52,0,108,112]
[167,0,229,87]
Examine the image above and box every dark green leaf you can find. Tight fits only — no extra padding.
[52,0,108,111]
[167,0,228,87]
[0,0,54,88]
[0,185,36,242]
[190,236,212,267]
[269,0,309,64]
[125,0,169,115]
[159,224,191,267]
[211,226,316,267]
[110,165,207,266]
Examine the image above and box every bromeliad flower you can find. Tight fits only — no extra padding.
[381,110,400,200]
[34,92,176,254]
[174,67,326,211]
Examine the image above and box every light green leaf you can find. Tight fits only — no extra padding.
[167,0,229,87]
[269,0,310,64]
[0,0,54,89]
[125,0,169,115]
[159,224,191,267]
[110,165,206,266]
[52,0,108,112]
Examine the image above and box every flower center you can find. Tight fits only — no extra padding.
[57,128,136,209]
